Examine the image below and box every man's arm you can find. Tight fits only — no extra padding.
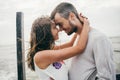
[93,36,116,80]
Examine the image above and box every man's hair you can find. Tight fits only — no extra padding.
[51,2,79,20]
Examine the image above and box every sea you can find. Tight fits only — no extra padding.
[0,36,120,80]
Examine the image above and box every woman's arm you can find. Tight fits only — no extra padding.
[53,13,87,50]
[34,18,90,69]
[53,33,77,50]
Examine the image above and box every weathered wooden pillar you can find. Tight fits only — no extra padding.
[16,12,26,80]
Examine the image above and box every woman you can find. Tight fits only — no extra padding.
[27,15,90,80]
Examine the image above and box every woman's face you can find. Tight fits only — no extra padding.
[51,21,59,40]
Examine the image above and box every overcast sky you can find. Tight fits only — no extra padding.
[0,0,120,45]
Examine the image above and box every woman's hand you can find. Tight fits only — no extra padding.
[82,17,90,33]
[78,13,90,34]
[79,13,88,23]
[76,14,90,49]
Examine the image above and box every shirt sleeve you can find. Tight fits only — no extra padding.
[93,37,116,80]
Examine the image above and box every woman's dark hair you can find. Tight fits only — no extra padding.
[27,16,54,71]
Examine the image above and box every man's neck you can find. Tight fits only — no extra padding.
[76,21,83,34]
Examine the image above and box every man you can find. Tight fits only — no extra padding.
[50,2,116,80]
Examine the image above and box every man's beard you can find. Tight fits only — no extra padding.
[67,20,77,35]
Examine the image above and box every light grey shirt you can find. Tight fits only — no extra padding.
[69,28,116,80]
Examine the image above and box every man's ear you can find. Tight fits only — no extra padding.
[69,12,76,21]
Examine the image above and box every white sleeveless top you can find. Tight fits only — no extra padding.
[34,61,68,80]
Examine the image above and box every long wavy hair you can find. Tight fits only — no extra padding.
[27,17,54,71]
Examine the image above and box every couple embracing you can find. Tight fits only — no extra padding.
[27,2,116,80]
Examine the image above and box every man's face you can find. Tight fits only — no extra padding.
[54,13,77,35]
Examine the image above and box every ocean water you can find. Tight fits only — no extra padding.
[0,44,39,80]
[0,37,120,80]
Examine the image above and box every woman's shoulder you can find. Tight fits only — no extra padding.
[33,51,51,69]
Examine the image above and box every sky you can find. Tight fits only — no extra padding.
[0,0,120,45]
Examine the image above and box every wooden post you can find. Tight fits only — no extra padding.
[116,74,120,80]
[16,12,26,80]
